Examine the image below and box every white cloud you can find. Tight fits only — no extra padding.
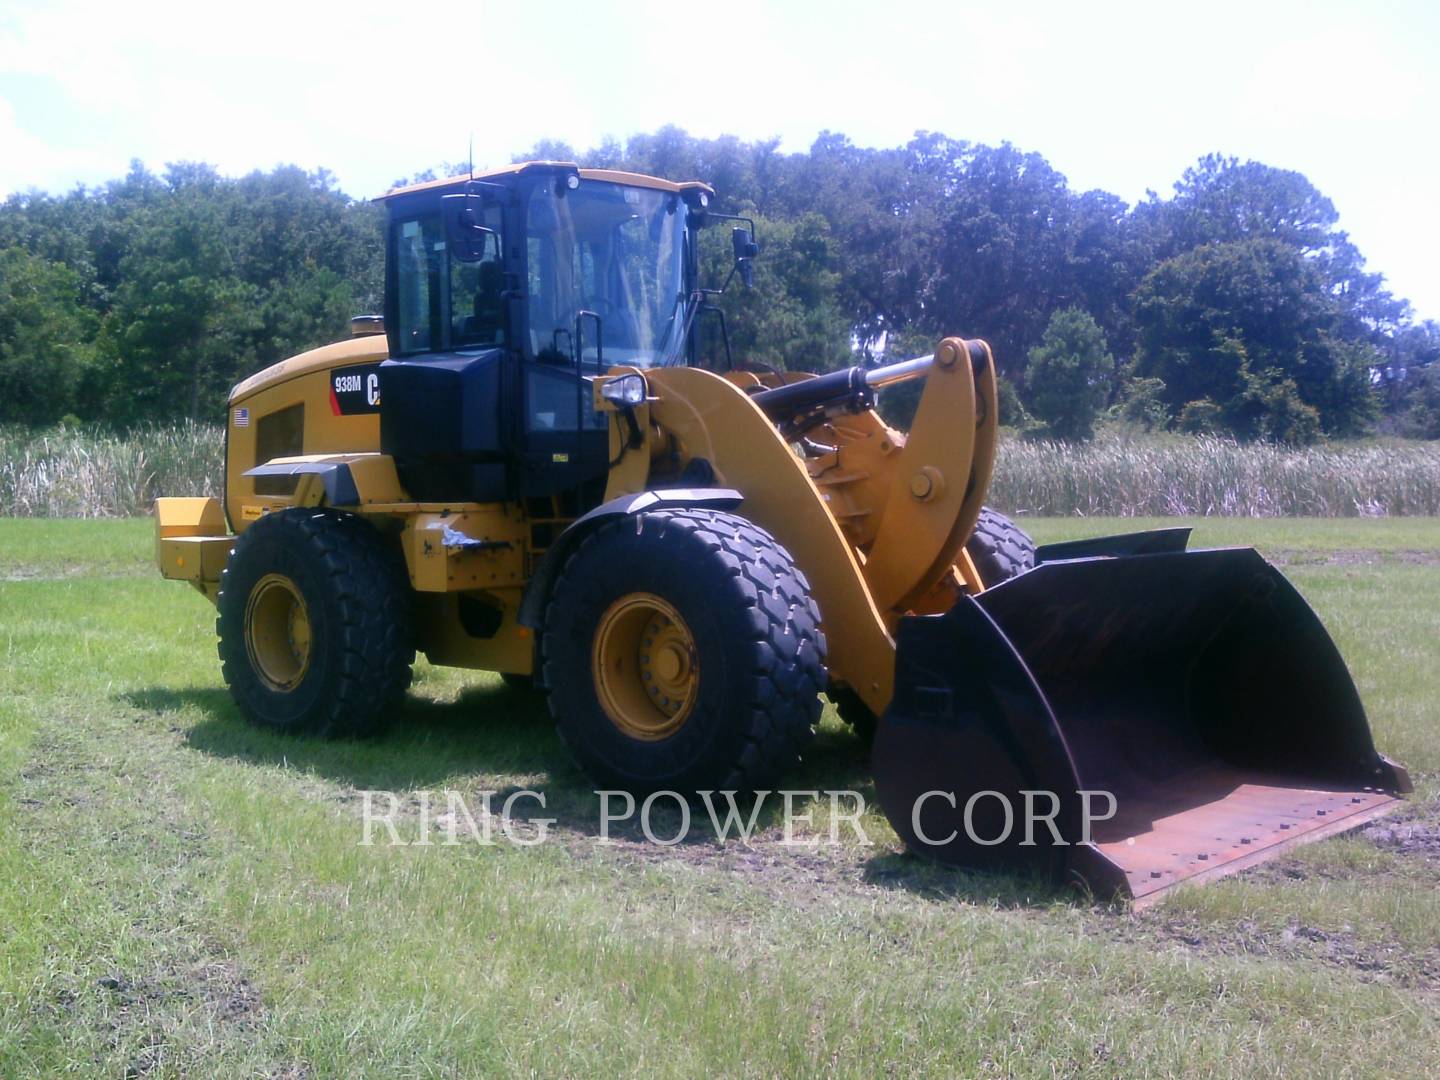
[0,96,125,195]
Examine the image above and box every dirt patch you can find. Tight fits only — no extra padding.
[1110,912,1440,991]
[97,956,263,1028]
[1363,805,1440,862]
[583,830,879,898]
[3,565,148,582]
[1265,548,1440,568]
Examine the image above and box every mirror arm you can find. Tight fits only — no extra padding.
[708,304,733,371]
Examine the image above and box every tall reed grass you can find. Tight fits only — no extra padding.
[989,433,1440,517]
[2,424,1438,518]
[1,422,223,518]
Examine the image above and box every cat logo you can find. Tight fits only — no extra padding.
[330,364,383,416]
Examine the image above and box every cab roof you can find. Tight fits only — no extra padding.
[380,161,714,201]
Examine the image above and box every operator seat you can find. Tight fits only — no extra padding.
[462,261,504,344]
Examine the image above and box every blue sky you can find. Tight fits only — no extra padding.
[1,0,1436,318]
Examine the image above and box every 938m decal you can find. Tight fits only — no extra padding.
[330,363,382,415]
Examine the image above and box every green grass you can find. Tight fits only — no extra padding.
[1,517,1438,1076]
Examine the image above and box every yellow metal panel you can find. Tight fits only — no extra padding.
[647,366,896,714]
[158,535,233,581]
[226,343,389,529]
[157,536,232,607]
[416,590,534,675]
[346,454,405,504]
[861,337,984,614]
[229,335,388,403]
[155,496,226,538]
[401,509,528,593]
[154,498,231,601]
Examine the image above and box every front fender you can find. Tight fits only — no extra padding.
[517,488,744,634]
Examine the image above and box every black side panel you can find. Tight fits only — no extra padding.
[243,461,359,507]
[974,548,1395,790]
[379,350,506,502]
[1035,527,1191,564]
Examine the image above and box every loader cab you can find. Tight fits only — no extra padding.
[379,163,711,506]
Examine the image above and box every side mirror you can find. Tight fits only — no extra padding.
[732,226,758,289]
[442,192,497,262]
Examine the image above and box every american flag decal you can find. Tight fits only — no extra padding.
[233,407,249,427]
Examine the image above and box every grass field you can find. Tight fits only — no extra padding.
[1,517,1438,1077]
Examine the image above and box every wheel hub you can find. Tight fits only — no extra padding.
[592,592,699,740]
[244,572,312,692]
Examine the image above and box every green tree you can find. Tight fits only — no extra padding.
[697,211,852,373]
[1133,239,1376,439]
[1112,374,1169,431]
[1025,308,1113,440]
[97,170,259,421]
[0,247,97,423]
[1399,365,1440,438]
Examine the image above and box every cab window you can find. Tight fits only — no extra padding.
[392,208,506,355]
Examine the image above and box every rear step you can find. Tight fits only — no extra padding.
[872,546,1410,906]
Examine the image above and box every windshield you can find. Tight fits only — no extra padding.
[525,180,686,368]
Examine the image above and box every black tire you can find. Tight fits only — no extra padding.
[217,509,414,738]
[965,507,1036,588]
[541,508,826,795]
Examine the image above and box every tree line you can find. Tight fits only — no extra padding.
[1,127,1437,441]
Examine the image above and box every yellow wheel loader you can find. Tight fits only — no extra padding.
[155,161,1409,906]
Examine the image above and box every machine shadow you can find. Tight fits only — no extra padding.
[858,851,1083,909]
[124,684,1077,905]
[124,681,573,791]
[120,683,889,846]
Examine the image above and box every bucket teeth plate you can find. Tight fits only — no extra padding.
[1081,768,1402,907]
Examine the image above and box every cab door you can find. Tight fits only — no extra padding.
[514,186,612,500]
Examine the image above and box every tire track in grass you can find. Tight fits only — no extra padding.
[4,714,301,1078]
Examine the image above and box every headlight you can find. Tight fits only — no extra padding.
[600,373,647,407]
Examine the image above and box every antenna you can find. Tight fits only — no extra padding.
[468,133,474,181]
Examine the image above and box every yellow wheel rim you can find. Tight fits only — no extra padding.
[592,592,699,741]
[244,573,312,692]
